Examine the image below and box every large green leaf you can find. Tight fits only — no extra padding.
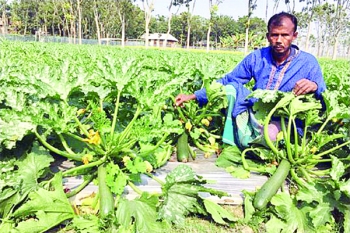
[116,193,165,233]
[13,173,75,233]
[203,199,237,225]
[159,165,227,225]
[15,144,54,194]
[270,192,314,232]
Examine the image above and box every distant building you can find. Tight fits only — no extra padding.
[141,33,178,48]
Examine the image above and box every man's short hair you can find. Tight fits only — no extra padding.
[267,12,298,32]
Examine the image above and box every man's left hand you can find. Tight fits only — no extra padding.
[293,79,318,96]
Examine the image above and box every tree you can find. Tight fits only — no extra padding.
[313,2,334,57]
[211,15,237,47]
[115,0,135,47]
[161,0,181,48]
[1,0,9,34]
[206,0,223,52]
[331,0,350,59]
[244,0,257,55]
[299,0,324,52]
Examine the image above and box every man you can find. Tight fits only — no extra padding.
[175,12,326,148]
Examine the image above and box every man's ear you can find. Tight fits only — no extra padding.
[293,32,298,40]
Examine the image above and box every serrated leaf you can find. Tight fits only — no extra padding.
[71,215,100,233]
[158,183,207,225]
[265,215,288,233]
[203,199,236,225]
[116,193,165,233]
[159,165,227,225]
[330,156,345,181]
[13,173,75,233]
[339,179,350,197]
[271,192,313,232]
[16,144,54,193]
[296,184,323,204]
[308,202,333,227]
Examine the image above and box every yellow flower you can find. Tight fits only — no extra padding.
[82,154,93,165]
[310,146,317,154]
[185,121,192,131]
[208,137,216,146]
[201,118,210,127]
[76,108,86,116]
[145,161,153,173]
[122,156,131,166]
[83,130,101,145]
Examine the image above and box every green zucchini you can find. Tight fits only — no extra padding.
[98,164,114,218]
[177,132,190,162]
[253,159,291,210]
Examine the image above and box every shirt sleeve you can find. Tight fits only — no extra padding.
[217,53,255,86]
[194,52,256,105]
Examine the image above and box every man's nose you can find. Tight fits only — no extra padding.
[276,35,282,43]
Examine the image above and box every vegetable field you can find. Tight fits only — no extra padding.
[0,41,349,233]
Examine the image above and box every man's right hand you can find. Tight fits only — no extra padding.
[175,94,196,107]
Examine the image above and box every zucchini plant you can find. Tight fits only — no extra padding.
[172,80,228,161]
[218,89,350,232]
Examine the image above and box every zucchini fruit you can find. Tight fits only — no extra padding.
[253,159,291,210]
[98,164,114,218]
[176,132,190,162]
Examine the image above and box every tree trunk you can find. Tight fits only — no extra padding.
[77,0,82,44]
[244,0,251,55]
[186,23,191,49]
[186,0,196,50]
[163,1,174,48]
[273,0,280,14]
[304,22,312,52]
[1,5,7,34]
[23,9,29,35]
[121,14,125,47]
[206,25,211,52]
[143,0,155,48]
[93,0,101,44]
[332,36,339,60]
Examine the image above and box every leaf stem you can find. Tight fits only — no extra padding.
[139,133,170,156]
[57,133,75,155]
[119,105,142,143]
[290,168,307,187]
[263,106,280,156]
[145,173,165,186]
[111,91,121,136]
[312,140,350,159]
[241,148,267,173]
[66,174,96,198]
[292,118,299,159]
[128,181,143,195]
[316,115,332,135]
[62,156,107,177]
[34,129,82,161]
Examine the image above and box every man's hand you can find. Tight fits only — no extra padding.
[175,94,196,107]
[293,79,318,96]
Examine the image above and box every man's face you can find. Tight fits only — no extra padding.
[266,17,298,58]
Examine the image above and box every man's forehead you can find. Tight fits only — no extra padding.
[269,18,295,31]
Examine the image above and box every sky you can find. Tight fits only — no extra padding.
[147,1,304,21]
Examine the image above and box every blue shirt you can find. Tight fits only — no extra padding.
[194,45,326,117]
